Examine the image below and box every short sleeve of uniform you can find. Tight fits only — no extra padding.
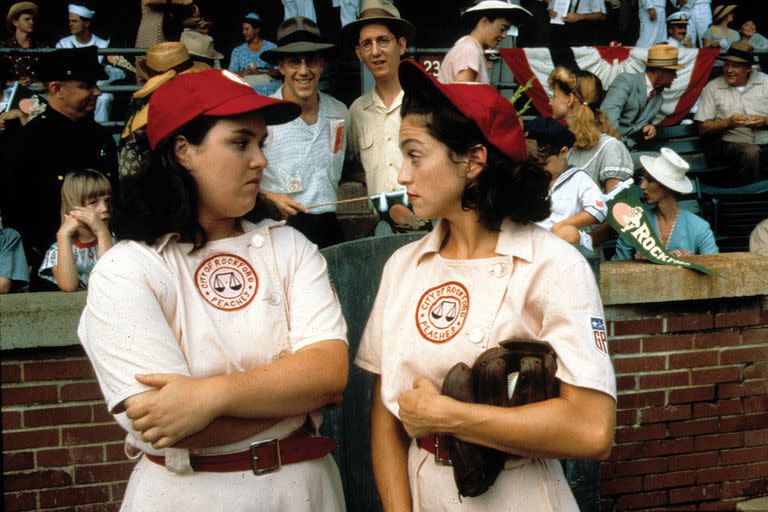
[531,255,616,399]
[598,139,633,184]
[576,173,608,222]
[275,227,348,352]
[77,243,190,413]
[693,82,717,122]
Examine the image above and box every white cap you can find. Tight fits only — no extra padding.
[68,3,95,19]
[639,148,694,194]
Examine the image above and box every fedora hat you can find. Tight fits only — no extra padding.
[260,17,335,65]
[135,42,209,90]
[640,148,693,194]
[718,39,754,64]
[461,1,532,26]
[6,1,37,32]
[180,29,224,61]
[37,46,108,83]
[340,0,416,44]
[713,4,736,23]
[646,44,683,70]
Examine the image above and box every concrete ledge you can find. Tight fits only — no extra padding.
[736,496,768,511]
[0,291,86,350]
[600,252,768,305]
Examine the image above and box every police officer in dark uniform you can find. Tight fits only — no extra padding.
[1,46,117,290]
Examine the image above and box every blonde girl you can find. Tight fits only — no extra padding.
[39,169,114,291]
[548,67,633,193]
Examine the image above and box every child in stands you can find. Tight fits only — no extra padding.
[39,169,114,291]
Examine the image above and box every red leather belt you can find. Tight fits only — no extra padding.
[146,424,336,475]
[418,434,453,466]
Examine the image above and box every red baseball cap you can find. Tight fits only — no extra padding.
[398,59,527,162]
[147,69,301,149]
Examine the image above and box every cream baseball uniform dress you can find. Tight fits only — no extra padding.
[355,219,616,511]
[79,219,347,511]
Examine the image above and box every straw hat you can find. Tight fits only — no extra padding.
[639,148,693,194]
[713,4,736,23]
[461,1,532,26]
[260,17,335,65]
[340,0,416,44]
[647,44,683,70]
[718,39,754,64]
[6,2,37,32]
[180,29,224,61]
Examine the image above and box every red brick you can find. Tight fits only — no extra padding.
[3,451,35,471]
[644,470,695,490]
[3,428,60,450]
[92,404,113,423]
[643,334,694,352]
[763,309,768,324]
[111,481,128,502]
[700,499,743,511]
[668,451,718,471]
[60,381,103,402]
[601,476,642,495]
[3,469,73,491]
[744,395,768,414]
[613,318,664,336]
[720,413,768,433]
[601,458,668,478]
[3,410,22,429]
[62,424,125,446]
[669,350,718,369]
[105,443,126,462]
[747,461,768,479]
[3,492,37,512]
[742,327,768,344]
[668,418,718,437]
[609,337,641,355]
[669,386,715,404]
[24,405,93,428]
[38,486,110,509]
[695,331,741,349]
[666,312,713,332]
[639,371,689,389]
[722,478,768,498]
[715,309,761,328]
[669,484,721,504]
[1,384,59,405]
[693,399,742,418]
[642,437,693,457]
[609,443,643,461]
[744,361,768,379]
[616,375,636,391]
[613,355,666,374]
[692,366,742,385]
[697,464,747,484]
[745,428,768,446]
[74,462,136,484]
[615,424,667,443]
[77,503,121,512]
[694,432,743,451]
[721,446,768,465]
[613,491,668,510]
[23,359,96,381]
[617,391,665,410]
[616,409,636,426]
[640,405,691,424]
[719,380,768,399]
[2,363,22,383]
[36,446,105,467]
[721,346,768,365]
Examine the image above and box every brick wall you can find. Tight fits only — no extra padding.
[2,346,134,512]
[602,297,768,511]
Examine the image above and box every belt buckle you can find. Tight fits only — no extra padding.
[250,438,281,475]
[434,435,452,466]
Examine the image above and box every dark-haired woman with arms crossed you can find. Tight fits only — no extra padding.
[78,70,347,511]
[354,60,616,511]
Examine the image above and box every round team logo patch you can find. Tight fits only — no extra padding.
[195,253,258,311]
[415,281,470,344]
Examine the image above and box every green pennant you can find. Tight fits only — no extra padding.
[606,186,724,278]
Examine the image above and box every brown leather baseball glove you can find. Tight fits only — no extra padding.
[439,340,559,497]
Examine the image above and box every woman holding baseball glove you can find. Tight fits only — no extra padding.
[354,59,617,511]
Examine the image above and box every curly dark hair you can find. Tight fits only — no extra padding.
[401,87,551,231]
[115,115,282,251]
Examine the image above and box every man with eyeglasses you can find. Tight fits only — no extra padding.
[341,0,415,212]
[259,16,348,248]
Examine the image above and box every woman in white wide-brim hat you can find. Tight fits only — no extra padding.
[613,147,719,260]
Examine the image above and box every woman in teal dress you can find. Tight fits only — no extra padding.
[613,148,718,260]
[228,12,281,96]
[702,4,740,51]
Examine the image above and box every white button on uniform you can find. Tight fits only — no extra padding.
[468,327,484,344]
[267,292,282,306]
[250,234,265,248]
[492,263,505,278]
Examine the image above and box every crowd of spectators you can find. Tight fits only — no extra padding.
[0,0,766,294]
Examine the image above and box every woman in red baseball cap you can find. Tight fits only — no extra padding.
[354,60,617,510]
[78,69,348,511]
